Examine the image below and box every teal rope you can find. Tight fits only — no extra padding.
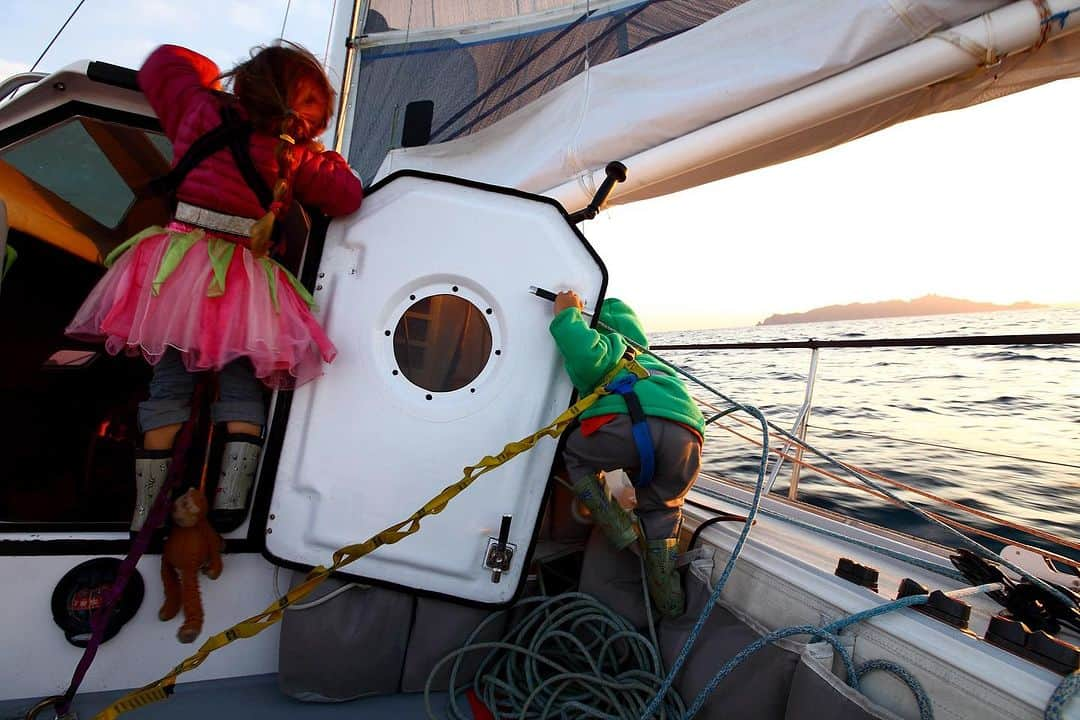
[427,592,685,719]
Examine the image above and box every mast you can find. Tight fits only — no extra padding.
[333,0,370,153]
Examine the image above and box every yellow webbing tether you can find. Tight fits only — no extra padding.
[94,354,650,720]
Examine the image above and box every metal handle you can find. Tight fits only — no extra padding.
[566,161,628,224]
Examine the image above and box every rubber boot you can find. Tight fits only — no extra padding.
[645,537,685,618]
[132,450,172,539]
[572,473,638,550]
[210,433,262,532]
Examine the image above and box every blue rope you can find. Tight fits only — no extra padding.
[1045,670,1080,720]
[856,659,933,720]
[685,625,853,718]
[684,593,944,719]
[638,403,771,719]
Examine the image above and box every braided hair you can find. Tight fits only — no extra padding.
[222,42,335,256]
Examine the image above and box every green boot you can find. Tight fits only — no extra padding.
[572,474,638,550]
[645,538,685,618]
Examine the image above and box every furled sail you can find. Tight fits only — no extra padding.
[346,0,743,183]
[343,0,1080,212]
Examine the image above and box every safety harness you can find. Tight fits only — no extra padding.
[603,349,657,488]
[148,104,274,211]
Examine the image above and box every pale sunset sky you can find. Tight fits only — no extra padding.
[3,1,1077,331]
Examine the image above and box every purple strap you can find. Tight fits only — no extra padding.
[57,379,208,714]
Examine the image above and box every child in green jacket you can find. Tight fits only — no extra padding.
[550,291,705,617]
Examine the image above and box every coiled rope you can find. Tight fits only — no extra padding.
[428,554,684,720]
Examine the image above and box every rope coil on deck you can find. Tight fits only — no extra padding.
[428,591,685,720]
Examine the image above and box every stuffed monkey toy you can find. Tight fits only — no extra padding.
[159,488,223,643]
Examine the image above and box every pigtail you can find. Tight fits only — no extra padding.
[228,41,334,257]
[249,117,298,257]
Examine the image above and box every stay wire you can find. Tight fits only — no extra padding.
[323,0,339,64]
[280,0,293,39]
[30,0,86,72]
[806,422,1080,471]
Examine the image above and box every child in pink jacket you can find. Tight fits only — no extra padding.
[67,43,363,533]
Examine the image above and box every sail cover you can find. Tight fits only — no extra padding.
[346,0,1080,210]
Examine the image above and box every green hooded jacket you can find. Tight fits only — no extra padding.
[548,298,705,436]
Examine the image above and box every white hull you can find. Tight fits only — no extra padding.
[3,474,1074,719]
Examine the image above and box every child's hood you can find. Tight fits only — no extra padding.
[598,298,648,349]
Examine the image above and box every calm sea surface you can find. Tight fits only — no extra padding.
[651,308,1079,561]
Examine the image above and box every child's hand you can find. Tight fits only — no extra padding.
[554,290,583,315]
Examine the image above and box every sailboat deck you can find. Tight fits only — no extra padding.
[1,676,449,719]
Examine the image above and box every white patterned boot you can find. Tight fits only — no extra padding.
[132,450,172,538]
[210,434,262,532]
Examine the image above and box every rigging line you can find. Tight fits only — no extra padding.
[323,0,340,64]
[806,422,1080,471]
[722,412,1080,553]
[598,320,1074,606]
[713,420,1080,566]
[442,3,653,142]
[280,0,293,38]
[428,12,590,141]
[30,0,86,72]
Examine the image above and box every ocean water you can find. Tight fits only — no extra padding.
[651,308,1080,563]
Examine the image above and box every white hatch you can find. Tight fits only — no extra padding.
[265,172,606,604]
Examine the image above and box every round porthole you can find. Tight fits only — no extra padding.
[392,294,493,393]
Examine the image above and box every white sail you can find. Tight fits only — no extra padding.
[357,0,1080,211]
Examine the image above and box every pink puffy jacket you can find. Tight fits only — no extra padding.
[137,45,363,220]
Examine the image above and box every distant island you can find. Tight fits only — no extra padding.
[759,295,1045,326]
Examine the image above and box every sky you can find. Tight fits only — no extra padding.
[2,1,1078,331]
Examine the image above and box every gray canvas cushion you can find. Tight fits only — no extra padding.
[578,526,652,629]
[658,556,801,720]
[785,649,904,720]
[278,576,414,702]
[400,596,509,693]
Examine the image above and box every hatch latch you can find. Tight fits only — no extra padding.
[484,515,516,583]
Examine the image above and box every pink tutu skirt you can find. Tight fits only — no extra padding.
[66,221,337,389]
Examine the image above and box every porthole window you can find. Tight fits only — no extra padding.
[392,294,493,392]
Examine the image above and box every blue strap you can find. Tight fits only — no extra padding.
[605,373,656,488]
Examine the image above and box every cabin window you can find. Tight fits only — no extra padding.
[1,118,136,228]
[0,115,172,262]
[0,115,172,530]
[393,294,492,392]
